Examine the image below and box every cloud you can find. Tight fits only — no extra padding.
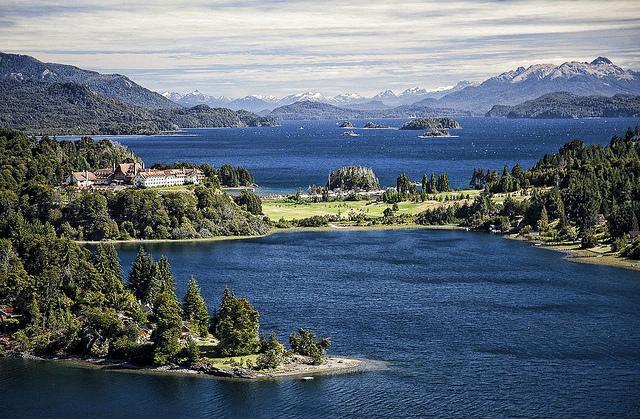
[2,0,639,96]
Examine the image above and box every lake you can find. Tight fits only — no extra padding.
[68,116,640,194]
[2,229,639,418]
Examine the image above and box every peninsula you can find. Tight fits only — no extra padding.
[0,242,361,380]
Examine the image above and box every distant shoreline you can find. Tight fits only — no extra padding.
[75,224,463,245]
[77,223,639,272]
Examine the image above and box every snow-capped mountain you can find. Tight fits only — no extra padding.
[160,58,639,113]
[436,57,640,111]
[161,91,185,102]
[370,81,477,106]
[277,91,329,106]
[162,90,232,108]
[229,95,279,112]
[372,90,398,102]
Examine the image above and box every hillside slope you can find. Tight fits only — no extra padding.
[0,52,178,109]
[486,92,640,118]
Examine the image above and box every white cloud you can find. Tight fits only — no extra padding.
[1,0,639,96]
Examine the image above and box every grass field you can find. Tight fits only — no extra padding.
[262,189,484,221]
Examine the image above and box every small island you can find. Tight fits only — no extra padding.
[327,165,380,191]
[418,128,453,138]
[338,121,354,128]
[363,121,389,129]
[399,117,461,130]
[342,130,360,137]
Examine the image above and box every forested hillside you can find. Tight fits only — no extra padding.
[0,130,269,241]
[416,128,640,258]
[0,81,275,135]
[486,92,640,118]
[0,52,177,109]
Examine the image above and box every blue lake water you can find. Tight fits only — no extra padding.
[69,117,640,194]
[2,230,639,418]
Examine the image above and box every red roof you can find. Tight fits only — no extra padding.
[71,171,97,182]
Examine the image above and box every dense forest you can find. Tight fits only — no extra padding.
[327,166,380,191]
[0,129,269,241]
[398,117,461,130]
[414,128,640,258]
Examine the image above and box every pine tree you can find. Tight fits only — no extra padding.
[428,172,438,194]
[149,256,175,304]
[127,247,156,304]
[94,243,125,305]
[537,206,549,232]
[436,173,449,193]
[212,288,260,356]
[183,277,210,337]
[151,288,183,365]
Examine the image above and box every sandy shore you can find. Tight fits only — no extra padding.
[255,356,364,379]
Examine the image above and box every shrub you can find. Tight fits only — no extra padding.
[289,328,331,365]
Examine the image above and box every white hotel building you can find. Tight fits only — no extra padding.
[134,168,205,188]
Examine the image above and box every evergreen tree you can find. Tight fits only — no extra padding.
[537,206,549,232]
[421,174,428,201]
[94,243,125,306]
[127,247,156,304]
[151,288,183,365]
[436,173,450,192]
[234,190,262,215]
[396,173,413,196]
[631,212,639,235]
[212,288,260,356]
[289,328,331,365]
[428,172,438,194]
[183,277,210,337]
[256,332,285,370]
[149,256,175,303]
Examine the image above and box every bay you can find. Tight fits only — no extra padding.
[2,229,639,418]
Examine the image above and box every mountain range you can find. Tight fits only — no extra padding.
[162,81,476,112]
[163,57,640,113]
[0,52,274,134]
[2,52,639,132]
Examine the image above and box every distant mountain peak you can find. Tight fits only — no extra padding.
[591,56,613,65]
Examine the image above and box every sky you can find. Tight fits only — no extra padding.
[2,0,640,97]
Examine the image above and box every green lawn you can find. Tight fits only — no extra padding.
[194,337,259,368]
[205,354,260,369]
[262,189,482,221]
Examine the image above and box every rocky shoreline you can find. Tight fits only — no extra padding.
[0,349,364,380]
